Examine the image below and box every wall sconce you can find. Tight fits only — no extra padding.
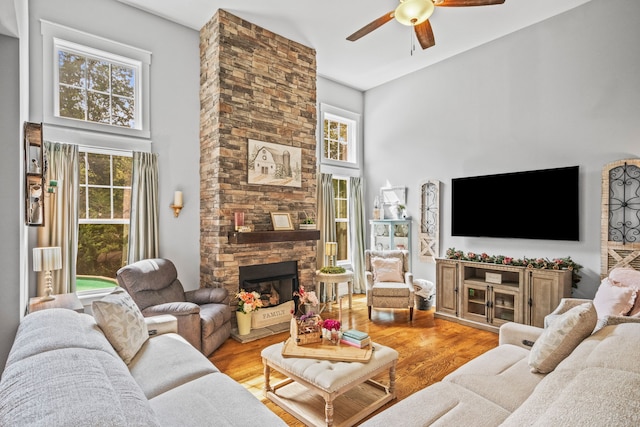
[170,191,183,217]
[33,246,62,301]
[325,242,337,267]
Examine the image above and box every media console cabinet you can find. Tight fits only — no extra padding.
[435,258,572,332]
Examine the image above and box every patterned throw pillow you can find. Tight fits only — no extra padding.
[92,288,148,365]
[528,302,597,374]
[371,257,404,282]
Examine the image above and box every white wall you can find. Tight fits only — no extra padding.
[363,0,640,299]
[0,34,21,369]
[28,0,201,289]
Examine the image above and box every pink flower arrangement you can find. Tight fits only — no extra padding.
[293,285,319,305]
[322,318,341,331]
[235,289,263,314]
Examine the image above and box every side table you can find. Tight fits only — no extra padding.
[29,293,84,314]
[315,270,354,313]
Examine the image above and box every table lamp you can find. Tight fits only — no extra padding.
[325,242,337,267]
[33,246,62,301]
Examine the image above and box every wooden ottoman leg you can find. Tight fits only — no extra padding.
[325,397,335,427]
[389,361,397,398]
[263,360,272,396]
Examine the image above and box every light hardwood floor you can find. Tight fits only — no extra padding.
[209,294,498,426]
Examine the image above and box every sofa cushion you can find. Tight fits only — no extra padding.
[371,256,404,283]
[500,367,640,427]
[149,373,286,426]
[593,278,636,317]
[4,309,118,364]
[360,381,511,427]
[528,302,597,374]
[92,288,149,364]
[444,344,544,412]
[128,333,218,399]
[0,348,160,427]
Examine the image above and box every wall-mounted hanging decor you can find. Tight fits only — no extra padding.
[24,122,45,226]
[248,139,302,187]
[419,179,440,263]
[601,159,640,276]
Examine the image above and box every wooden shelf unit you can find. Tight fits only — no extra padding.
[435,259,572,332]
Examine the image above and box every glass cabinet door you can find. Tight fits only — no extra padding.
[463,284,487,323]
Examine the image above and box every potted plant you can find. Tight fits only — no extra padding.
[299,211,316,230]
[235,289,263,336]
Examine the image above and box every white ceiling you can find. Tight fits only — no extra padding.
[0,0,595,91]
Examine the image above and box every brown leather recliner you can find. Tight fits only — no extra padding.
[116,258,231,356]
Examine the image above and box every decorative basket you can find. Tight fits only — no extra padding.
[290,315,322,346]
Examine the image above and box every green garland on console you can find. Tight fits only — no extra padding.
[319,266,346,274]
[445,247,583,288]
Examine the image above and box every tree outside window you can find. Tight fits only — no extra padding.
[58,49,136,129]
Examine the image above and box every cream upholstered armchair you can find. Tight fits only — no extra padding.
[365,250,415,320]
[116,258,231,356]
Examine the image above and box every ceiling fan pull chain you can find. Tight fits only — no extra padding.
[410,27,415,56]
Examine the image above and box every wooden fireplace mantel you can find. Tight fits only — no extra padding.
[228,230,320,244]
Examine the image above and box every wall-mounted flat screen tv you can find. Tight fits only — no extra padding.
[451,166,579,241]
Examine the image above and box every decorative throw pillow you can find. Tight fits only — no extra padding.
[528,302,597,374]
[92,288,148,365]
[609,267,640,316]
[593,278,637,317]
[371,257,404,283]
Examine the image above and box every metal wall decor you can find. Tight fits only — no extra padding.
[601,159,640,276]
[419,179,440,263]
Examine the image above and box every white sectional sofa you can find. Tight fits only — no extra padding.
[0,308,285,426]
[362,299,640,426]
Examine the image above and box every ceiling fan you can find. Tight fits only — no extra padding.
[346,0,506,50]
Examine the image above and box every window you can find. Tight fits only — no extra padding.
[320,104,360,169]
[333,177,350,263]
[41,20,151,138]
[57,42,137,129]
[76,149,132,293]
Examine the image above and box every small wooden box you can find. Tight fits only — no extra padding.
[485,272,502,284]
[290,316,322,346]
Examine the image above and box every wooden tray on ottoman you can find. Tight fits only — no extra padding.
[281,338,373,363]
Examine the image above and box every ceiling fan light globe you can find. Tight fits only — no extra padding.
[395,0,435,26]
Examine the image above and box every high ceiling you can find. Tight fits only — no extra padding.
[1,1,594,91]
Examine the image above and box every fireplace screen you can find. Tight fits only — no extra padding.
[238,261,298,308]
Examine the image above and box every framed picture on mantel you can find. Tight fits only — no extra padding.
[271,212,294,231]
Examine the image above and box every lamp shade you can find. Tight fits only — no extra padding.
[325,242,338,256]
[33,247,62,272]
[395,0,435,26]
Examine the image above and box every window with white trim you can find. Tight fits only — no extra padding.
[41,20,151,139]
[76,148,132,293]
[320,104,360,169]
[57,41,138,129]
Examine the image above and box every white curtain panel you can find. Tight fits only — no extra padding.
[349,177,367,294]
[128,151,159,264]
[37,142,79,295]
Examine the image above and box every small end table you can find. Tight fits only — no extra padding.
[29,292,84,314]
[315,270,354,313]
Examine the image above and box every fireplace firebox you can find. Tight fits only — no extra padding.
[238,261,298,308]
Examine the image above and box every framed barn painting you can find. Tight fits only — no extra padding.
[248,139,302,188]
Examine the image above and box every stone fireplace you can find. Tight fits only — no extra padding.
[199,10,318,298]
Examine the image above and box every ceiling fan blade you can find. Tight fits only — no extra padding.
[435,0,505,6]
[346,11,395,42]
[415,20,435,50]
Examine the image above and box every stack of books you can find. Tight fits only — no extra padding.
[340,329,371,348]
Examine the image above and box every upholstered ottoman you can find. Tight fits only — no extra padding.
[261,342,398,427]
